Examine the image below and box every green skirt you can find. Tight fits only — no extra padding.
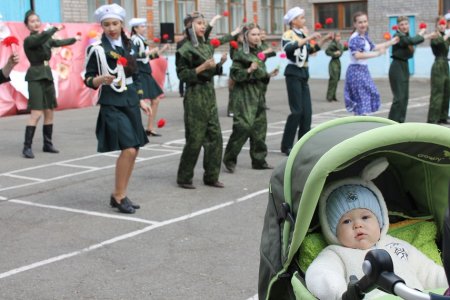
[141,72,164,100]
[27,79,57,110]
[96,104,149,152]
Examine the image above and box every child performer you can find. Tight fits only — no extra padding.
[175,12,240,189]
[223,23,278,173]
[129,18,169,137]
[388,16,435,123]
[22,10,81,159]
[427,16,450,124]
[344,11,398,116]
[325,32,346,102]
[280,7,332,156]
[84,4,151,213]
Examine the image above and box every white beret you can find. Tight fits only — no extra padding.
[445,13,450,21]
[129,18,146,27]
[94,4,126,23]
[283,7,305,25]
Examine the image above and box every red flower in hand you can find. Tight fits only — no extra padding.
[162,34,169,40]
[439,19,446,26]
[383,32,391,41]
[419,22,427,29]
[230,40,238,49]
[157,118,166,128]
[343,41,349,50]
[279,53,287,59]
[210,38,221,48]
[257,52,266,60]
[117,56,128,67]
[76,32,82,36]
[314,22,322,30]
[223,11,229,17]
[325,18,334,25]
[392,25,398,31]
[2,36,19,47]
[243,17,247,23]
[153,37,161,43]
[271,41,277,47]
[310,39,317,46]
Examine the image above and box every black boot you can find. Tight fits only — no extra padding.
[43,124,59,153]
[23,125,36,159]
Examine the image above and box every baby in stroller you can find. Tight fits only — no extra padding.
[305,158,448,299]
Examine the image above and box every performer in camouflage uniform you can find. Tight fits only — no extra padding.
[388,16,435,123]
[325,32,345,102]
[427,16,450,124]
[22,10,80,159]
[176,12,240,189]
[223,23,278,172]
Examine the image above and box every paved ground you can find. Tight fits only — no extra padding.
[0,77,440,300]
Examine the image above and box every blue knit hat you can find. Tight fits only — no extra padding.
[326,184,384,236]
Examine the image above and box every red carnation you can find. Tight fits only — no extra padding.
[439,19,446,26]
[223,11,229,17]
[162,34,169,40]
[230,40,238,49]
[392,25,398,31]
[153,37,161,43]
[257,52,266,61]
[271,41,277,47]
[314,22,322,30]
[243,17,247,23]
[157,118,166,128]
[76,32,82,36]
[279,53,287,59]
[310,39,317,46]
[383,32,391,41]
[2,36,19,47]
[343,41,349,50]
[325,18,334,25]
[210,38,221,48]
[419,22,427,29]
[117,56,128,67]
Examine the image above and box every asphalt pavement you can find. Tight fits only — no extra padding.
[0,77,438,299]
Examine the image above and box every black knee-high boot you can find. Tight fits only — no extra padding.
[43,124,59,153]
[23,125,36,159]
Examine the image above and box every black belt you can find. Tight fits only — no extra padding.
[30,60,49,66]
[391,56,408,62]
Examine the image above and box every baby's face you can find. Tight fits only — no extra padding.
[336,208,381,250]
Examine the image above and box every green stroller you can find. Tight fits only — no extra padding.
[258,116,450,299]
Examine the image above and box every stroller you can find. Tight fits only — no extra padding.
[258,116,450,299]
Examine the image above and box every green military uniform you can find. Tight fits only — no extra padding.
[176,33,233,185]
[388,31,424,123]
[325,39,344,101]
[427,32,450,124]
[280,29,321,155]
[24,27,76,110]
[84,34,148,152]
[0,71,10,84]
[223,45,271,170]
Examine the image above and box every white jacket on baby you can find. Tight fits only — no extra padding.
[305,234,447,299]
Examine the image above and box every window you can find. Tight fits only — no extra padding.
[260,0,271,33]
[87,0,136,24]
[214,0,246,34]
[314,1,367,30]
[441,0,450,14]
[260,0,284,34]
[272,0,284,34]
[159,0,197,34]
[230,0,245,30]
[215,0,229,34]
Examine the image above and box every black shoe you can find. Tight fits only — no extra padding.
[333,98,339,102]
[22,147,35,159]
[145,130,162,137]
[252,163,274,170]
[110,195,140,209]
[327,99,333,102]
[224,162,235,173]
[177,181,196,189]
[204,181,225,188]
[43,144,59,153]
[281,147,291,156]
[110,196,135,214]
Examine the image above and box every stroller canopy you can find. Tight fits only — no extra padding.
[259,116,450,300]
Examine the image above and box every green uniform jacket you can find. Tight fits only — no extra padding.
[391,31,424,61]
[24,27,76,81]
[84,34,144,107]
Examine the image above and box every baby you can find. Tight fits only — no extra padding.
[305,159,447,299]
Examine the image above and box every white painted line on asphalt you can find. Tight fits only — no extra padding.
[0,196,7,201]
[246,294,258,300]
[8,199,159,225]
[0,188,268,280]
[2,174,45,182]
[56,163,100,170]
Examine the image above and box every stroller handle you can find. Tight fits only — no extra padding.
[342,249,447,300]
